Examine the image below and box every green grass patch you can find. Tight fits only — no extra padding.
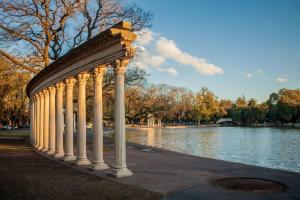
[0,129,30,137]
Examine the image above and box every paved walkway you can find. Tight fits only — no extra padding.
[86,136,300,200]
[1,136,300,200]
[0,137,162,200]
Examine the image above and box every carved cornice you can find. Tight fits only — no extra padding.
[26,21,136,97]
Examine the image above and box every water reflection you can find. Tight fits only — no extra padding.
[125,127,300,173]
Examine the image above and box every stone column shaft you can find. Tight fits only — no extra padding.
[35,95,40,148]
[112,59,132,178]
[64,77,76,161]
[91,67,109,170]
[30,98,34,144]
[42,89,50,152]
[76,72,91,165]
[38,92,44,150]
[54,82,65,158]
[48,86,56,155]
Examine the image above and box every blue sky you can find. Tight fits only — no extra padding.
[129,0,300,102]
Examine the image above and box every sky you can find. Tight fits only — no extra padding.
[128,0,300,102]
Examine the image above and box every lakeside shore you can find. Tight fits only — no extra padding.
[126,122,300,129]
[1,133,300,199]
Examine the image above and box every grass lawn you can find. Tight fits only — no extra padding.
[0,129,30,137]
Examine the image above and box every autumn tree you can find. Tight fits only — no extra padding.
[194,88,219,125]
[0,0,153,73]
[0,57,30,127]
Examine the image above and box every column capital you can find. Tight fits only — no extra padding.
[55,82,65,92]
[43,88,49,96]
[77,72,90,85]
[65,77,77,87]
[48,86,56,95]
[93,65,106,79]
[113,59,129,75]
[35,93,40,100]
[38,91,44,98]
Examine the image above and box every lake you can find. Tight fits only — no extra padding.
[124,127,300,173]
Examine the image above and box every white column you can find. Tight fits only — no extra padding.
[76,72,91,165]
[47,86,56,155]
[73,112,77,132]
[112,59,133,178]
[91,66,109,170]
[42,89,49,152]
[64,77,76,161]
[35,94,40,148]
[32,97,36,145]
[54,82,65,158]
[38,92,44,150]
[30,98,34,144]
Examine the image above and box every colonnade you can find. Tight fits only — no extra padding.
[29,60,132,178]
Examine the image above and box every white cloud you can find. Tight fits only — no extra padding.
[256,69,263,73]
[157,67,178,76]
[246,73,252,78]
[243,72,252,79]
[276,77,288,83]
[156,37,223,75]
[132,29,224,76]
[136,29,154,45]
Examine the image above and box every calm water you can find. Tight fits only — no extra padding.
[124,127,300,173]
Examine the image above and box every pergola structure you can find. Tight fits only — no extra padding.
[26,21,136,178]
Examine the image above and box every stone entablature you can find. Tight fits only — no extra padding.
[26,21,136,97]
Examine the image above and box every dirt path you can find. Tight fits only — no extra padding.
[0,137,163,200]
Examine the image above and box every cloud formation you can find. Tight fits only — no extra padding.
[156,37,223,75]
[133,29,223,76]
[276,77,288,83]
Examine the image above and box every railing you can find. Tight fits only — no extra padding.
[27,21,136,178]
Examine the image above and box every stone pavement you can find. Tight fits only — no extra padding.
[87,135,300,199]
[1,136,300,200]
[0,137,162,200]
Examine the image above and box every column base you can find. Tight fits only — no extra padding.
[53,152,64,159]
[90,162,110,171]
[111,167,133,178]
[63,154,76,161]
[42,148,48,152]
[75,158,91,166]
[46,150,55,155]
[37,146,43,151]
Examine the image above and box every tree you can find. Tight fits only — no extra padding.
[194,88,219,125]
[0,57,30,127]
[0,0,153,73]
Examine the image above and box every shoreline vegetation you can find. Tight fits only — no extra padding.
[126,123,300,129]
